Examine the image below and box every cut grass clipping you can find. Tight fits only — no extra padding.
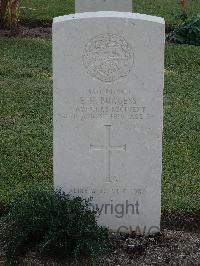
[0,188,109,265]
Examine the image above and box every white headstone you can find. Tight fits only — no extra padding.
[76,0,132,12]
[53,12,165,235]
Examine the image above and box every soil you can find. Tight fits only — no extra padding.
[0,20,52,38]
[0,24,52,38]
[0,212,199,266]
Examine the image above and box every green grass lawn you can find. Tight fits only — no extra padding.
[20,0,200,24]
[0,37,199,212]
[163,45,200,211]
[0,38,52,202]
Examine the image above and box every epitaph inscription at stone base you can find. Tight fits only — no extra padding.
[53,12,165,234]
[76,0,132,13]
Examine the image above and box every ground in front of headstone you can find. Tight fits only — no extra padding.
[1,219,199,266]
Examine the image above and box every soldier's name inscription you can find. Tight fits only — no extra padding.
[57,87,153,121]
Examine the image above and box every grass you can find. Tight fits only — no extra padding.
[0,38,52,202]
[134,0,200,24]
[163,44,200,211]
[20,0,74,21]
[19,0,200,24]
[0,37,199,211]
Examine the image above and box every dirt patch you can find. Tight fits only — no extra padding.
[0,19,52,38]
[102,230,200,266]
[20,19,52,28]
[0,229,199,266]
[0,24,52,38]
[0,212,199,265]
[161,211,200,233]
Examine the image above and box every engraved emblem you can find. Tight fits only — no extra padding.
[83,33,134,82]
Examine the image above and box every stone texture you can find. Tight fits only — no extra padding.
[75,0,132,12]
[53,12,165,234]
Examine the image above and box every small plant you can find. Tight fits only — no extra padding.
[167,15,200,45]
[0,187,109,265]
[0,0,20,29]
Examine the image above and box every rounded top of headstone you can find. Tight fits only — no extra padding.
[82,33,134,82]
[53,12,165,25]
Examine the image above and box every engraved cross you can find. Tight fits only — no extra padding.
[90,125,126,183]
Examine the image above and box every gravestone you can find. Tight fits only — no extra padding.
[53,12,165,235]
[76,0,132,12]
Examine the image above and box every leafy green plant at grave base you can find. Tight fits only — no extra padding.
[0,187,109,265]
[0,0,21,29]
[167,15,200,45]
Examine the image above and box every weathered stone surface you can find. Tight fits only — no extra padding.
[53,12,165,234]
[75,0,132,12]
